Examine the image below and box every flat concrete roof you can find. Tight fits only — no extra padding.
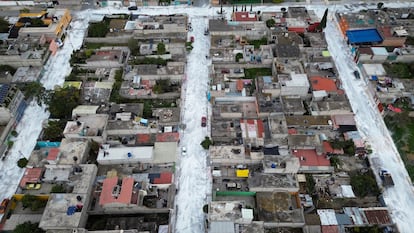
[256,192,304,223]
[153,141,177,164]
[39,193,87,230]
[57,138,89,165]
[248,173,299,192]
[209,201,244,222]
[97,145,154,165]
[2,214,43,231]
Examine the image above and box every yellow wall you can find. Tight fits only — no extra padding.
[13,194,50,201]
[54,9,72,36]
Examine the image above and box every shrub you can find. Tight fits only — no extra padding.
[266,19,275,28]
[157,42,166,55]
[51,185,66,193]
[13,221,45,233]
[11,130,18,137]
[235,53,243,62]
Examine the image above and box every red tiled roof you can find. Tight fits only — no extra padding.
[136,133,153,144]
[257,120,264,138]
[331,114,356,128]
[153,172,173,184]
[288,128,297,134]
[323,141,344,155]
[363,208,392,225]
[379,26,392,38]
[321,225,340,233]
[99,177,134,206]
[47,148,60,161]
[156,132,179,142]
[292,149,330,167]
[310,76,338,92]
[233,12,257,22]
[19,168,43,187]
[240,119,264,138]
[236,80,244,91]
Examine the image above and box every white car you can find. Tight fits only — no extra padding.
[181,147,187,156]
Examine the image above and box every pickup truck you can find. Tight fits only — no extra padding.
[226,182,241,189]
[380,169,394,187]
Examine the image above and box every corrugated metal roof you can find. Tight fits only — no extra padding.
[210,221,235,233]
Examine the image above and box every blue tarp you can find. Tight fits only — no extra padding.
[346,29,383,44]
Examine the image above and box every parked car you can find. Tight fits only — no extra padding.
[201,116,207,127]
[128,6,138,10]
[181,147,187,156]
[0,198,9,214]
[353,70,361,79]
[26,183,42,190]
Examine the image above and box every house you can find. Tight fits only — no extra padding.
[99,177,135,208]
[209,201,263,232]
[63,114,108,143]
[39,164,97,231]
[279,73,310,97]
[97,144,154,165]
[232,12,258,22]
[19,167,43,189]
[16,9,72,40]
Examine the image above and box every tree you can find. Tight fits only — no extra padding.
[42,120,66,142]
[128,38,140,56]
[0,17,10,33]
[157,42,166,55]
[13,221,45,233]
[235,53,243,62]
[350,173,380,197]
[22,82,48,103]
[0,65,17,75]
[19,8,30,13]
[46,87,80,119]
[202,204,209,213]
[17,158,28,168]
[266,19,275,28]
[377,2,384,9]
[200,137,213,149]
[11,130,18,137]
[21,194,36,209]
[317,9,328,31]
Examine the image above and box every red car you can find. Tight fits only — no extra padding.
[0,198,9,214]
[201,116,207,127]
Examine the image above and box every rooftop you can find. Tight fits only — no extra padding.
[209,201,245,222]
[12,66,41,83]
[39,193,88,230]
[248,173,299,192]
[292,149,330,167]
[232,12,258,22]
[57,138,89,165]
[99,177,134,206]
[309,76,338,92]
[256,192,304,223]
[152,107,181,125]
[97,144,154,165]
[63,114,108,137]
[19,167,43,188]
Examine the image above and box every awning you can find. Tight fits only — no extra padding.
[236,169,249,177]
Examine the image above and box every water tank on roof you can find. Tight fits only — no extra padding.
[271,163,277,168]
[127,152,132,158]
